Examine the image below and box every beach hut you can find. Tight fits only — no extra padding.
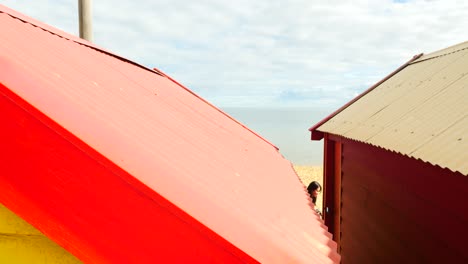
[0,5,340,263]
[309,42,468,263]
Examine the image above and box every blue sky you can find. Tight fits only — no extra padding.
[2,0,467,110]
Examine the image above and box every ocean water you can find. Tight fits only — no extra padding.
[221,107,330,166]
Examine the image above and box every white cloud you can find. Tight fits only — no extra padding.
[2,0,468,110]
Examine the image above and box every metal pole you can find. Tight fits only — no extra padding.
[78,0,93,42]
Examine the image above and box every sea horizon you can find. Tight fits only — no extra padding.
[221,106,331,166]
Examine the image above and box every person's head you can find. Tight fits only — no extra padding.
[307,181,322,204]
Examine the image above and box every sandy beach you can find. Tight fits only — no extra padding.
[293,165,324,212]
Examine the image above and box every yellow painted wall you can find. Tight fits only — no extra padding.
[0,203,82,263]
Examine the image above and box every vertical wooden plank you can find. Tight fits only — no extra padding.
[333,141,342,252]
[323,134,335,234]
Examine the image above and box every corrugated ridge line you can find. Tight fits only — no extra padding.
[337,133,465,176]
[0,7,163,77]
[411,41,468,64]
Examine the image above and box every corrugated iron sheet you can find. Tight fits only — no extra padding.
[315,42,468,175]
[0,4,339,263]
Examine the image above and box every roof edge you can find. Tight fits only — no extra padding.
[153,66,280,151]
[0,5,164,77]
[309,53,424,140]
[331,134,467,176]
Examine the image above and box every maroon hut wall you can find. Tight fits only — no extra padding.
[324,136,468,264]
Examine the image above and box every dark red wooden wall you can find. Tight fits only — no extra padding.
[324,136,468,264]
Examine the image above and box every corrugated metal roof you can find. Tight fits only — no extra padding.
[312,42,468,176]
[0,4,339,263]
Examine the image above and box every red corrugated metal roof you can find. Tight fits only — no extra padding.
[0,4,339,263]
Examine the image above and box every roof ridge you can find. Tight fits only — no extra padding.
[411,41,468,64]
[0,8,164,77]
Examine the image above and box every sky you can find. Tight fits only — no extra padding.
[2,0,467,110]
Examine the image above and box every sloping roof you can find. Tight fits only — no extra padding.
[0,4,339,263]
[310,41,468,176]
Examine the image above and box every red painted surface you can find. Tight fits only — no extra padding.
[0,5,340,263]
[0,88,256,263]
[333,137,468,264]
[332,141,342,249]
[322,135,336,235]
[322,136,342,251]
